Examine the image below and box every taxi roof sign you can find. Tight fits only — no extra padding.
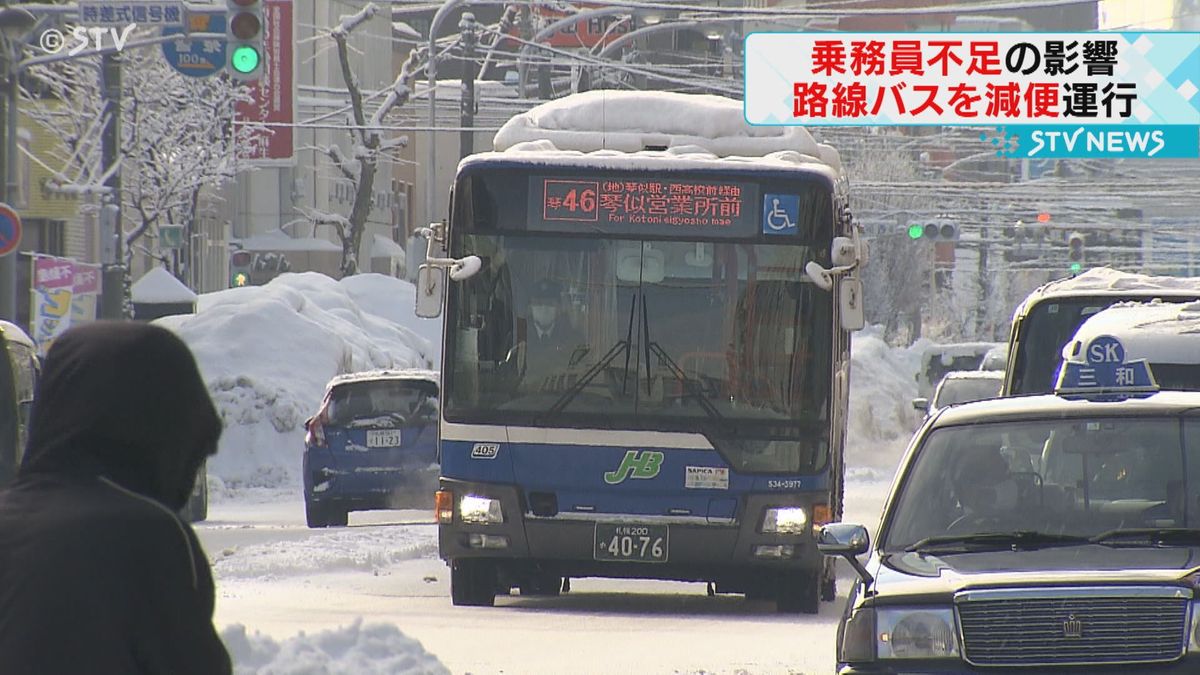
[1055,334,1159,401]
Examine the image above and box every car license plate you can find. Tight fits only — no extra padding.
[366,430,402,447]
[594,523,668,563]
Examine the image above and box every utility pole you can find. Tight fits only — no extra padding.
[459,12,476,160]
[517,4,531,97]
[977,225,989,338]
[0,37,14,322]
[98,52,125,319]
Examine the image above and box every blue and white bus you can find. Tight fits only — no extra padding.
[415,91,867,613]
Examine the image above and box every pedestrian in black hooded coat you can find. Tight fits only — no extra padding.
[0,321,231,674]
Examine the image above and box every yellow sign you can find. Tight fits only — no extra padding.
[19,103,80,221]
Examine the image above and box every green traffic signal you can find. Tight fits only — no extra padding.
[907,224,923,239]
[1070,263,1082,274]
[232,272,249,287]
[231,45,260,74]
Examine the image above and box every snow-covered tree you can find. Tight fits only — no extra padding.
[841,132,932,345]
[22,40,266,285]
[307,3,424,278]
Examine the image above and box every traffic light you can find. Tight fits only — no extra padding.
[226,0,263,80]
[908,221,958,241]
[230,249,252,287]
[1067,231,1085,274]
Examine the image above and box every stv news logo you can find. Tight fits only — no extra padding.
[982,124,1194,160]
[39,25,137,56]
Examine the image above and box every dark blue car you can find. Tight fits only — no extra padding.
[302,369,440,528]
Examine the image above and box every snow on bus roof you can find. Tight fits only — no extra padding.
[460,143,841,179]
[489,90,841,171]
[1064,299,1200,365]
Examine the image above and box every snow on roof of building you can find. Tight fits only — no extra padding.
[0,320,34,351]
[327,368,440,389]
[489,91,841,171]
[1063,299,1200,365]
[370,234,406,259]
[233,229,342,253]
[131,266,198,304]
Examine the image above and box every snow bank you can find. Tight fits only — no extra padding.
[222,620,450,675]
[847,326,926,475]
[154,273,440,491]
[212,525,437,579]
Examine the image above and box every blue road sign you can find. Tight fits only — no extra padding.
[0,203,22,257]
[161,11,226,78]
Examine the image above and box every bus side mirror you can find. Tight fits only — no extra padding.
[415,265,445,318]
[912,398,928,412]
[840,277,865,331]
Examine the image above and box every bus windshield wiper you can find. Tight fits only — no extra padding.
[1089,528,1200,547]
[538,295,638,423]
[905,531,1090,554]
[639,296,723,423]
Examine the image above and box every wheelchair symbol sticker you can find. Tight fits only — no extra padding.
[763,194,799,235]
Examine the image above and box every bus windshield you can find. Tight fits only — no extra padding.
[444,233,834,474]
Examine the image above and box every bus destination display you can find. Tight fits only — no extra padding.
[530,176,760,236]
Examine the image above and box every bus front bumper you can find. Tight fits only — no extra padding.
[437,478,824,585]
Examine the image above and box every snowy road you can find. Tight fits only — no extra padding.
[196,473,893,675]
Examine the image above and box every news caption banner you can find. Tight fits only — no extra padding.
[745,32,1200,159]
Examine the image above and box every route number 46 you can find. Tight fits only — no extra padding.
[562,188,596,213]
[605,534,664,558]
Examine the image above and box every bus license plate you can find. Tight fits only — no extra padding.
[366,430,402,447]
[594,523,668,563]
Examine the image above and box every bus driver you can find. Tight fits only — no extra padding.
[523,279,585,390]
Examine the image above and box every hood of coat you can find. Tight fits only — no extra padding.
[19,321,221,511]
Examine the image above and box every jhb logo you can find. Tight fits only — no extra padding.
[604,450,664,484]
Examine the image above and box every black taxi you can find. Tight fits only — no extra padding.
[821,334,1200,673]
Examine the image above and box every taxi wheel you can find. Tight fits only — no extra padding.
[775,571,819,614]
[451,559,497,607]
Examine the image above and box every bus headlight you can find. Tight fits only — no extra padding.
[877,608,960,659]
[761,507,808,534]
[459,495,504,524]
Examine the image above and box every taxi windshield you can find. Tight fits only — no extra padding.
[882,416,1200,552]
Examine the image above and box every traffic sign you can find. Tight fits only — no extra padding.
[162,10,226,78]
[0,203,22,257]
